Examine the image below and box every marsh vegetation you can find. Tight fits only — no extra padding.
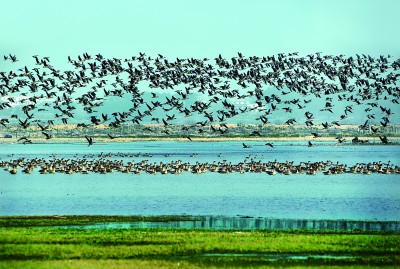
[0,216,399,268]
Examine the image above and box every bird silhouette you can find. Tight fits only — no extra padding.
[379,136,389,144]
[371,126,379,133]
[265,143,274,148]
[42,132,52,139]
[242,143,251,148]
[85,136,94,146]
[311,132,320,138]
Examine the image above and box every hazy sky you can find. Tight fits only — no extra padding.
[2,0,400,62]
[1,0,399,124]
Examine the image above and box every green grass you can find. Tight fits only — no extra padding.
[1,260,398,269]
[1,227,399,268]
[3,260,398,269]
[0,215,200,228]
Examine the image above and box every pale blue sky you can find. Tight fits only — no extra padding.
[2,0,400,62]
[1,0,399,124]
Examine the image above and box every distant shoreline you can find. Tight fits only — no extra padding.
[0,136,399,144]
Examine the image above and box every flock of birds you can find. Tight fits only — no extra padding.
[1,52,399,146]
[1,157,397,176]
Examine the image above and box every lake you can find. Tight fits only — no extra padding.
[1,141,399,221]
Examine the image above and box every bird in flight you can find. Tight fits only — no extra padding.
[85,135,94,146]
[42,132,52,140]
[265,143,274,148]
[242,143,251,148]
[107,134,116,139]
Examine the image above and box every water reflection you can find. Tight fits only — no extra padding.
[59,216,400,231]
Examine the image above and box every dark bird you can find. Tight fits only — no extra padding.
[359,120,369,130]
[85,135,94,146]
[379,136,389,144]
[305,120,314,127]
[371,126,379,133]
[42,132,52,139]
[22,139,33,144]
[18,118,30,129]
[250,131,261,137]
[37,123,49,131]
[0,118,9,127]
[380,120,388,128]
[18,137,32,144]
[9,54,18,62]
[218,127,227,134]
[311,132,320,138]
[242,143,251,148]
[265,143,274,148]
[107,134,116,139]
[337,137,346,143]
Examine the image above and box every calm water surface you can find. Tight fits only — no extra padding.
[1,141,399,220]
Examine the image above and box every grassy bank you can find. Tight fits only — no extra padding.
[1,225,399,268]
[0,215,200,228]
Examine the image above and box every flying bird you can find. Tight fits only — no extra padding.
[85,135,94,146]
[311,132,320,138]
[242,143,251,148]
[42,132,52,139]
[107,134,116,139]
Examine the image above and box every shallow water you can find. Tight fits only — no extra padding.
[1,140,399,164]
[1,141,399,220]
[52,216,400,232]
[180,253,359,262]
